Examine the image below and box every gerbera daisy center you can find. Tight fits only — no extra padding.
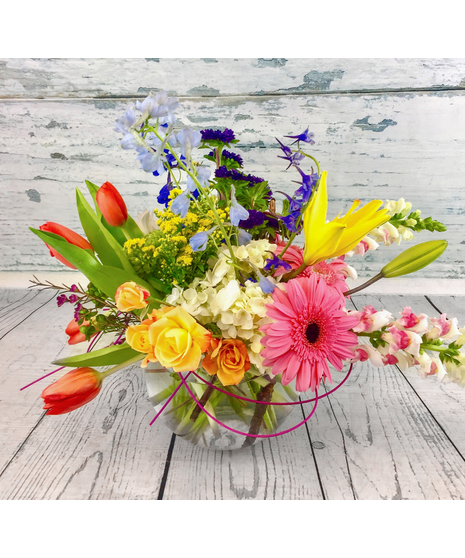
[305,322,320,344]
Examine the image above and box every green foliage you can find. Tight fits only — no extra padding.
[53,343,141,367]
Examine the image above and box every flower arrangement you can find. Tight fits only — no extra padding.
[26,90,465,450]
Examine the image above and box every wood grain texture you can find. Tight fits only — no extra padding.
[2,58,465,98]
[296,294,465,500]
[0,291,173,499]
[161,414,324,500]
[1,91,464,276]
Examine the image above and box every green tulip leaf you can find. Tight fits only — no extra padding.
[52,343,142,367]
[30,228,161,300]
[76,188,135,273]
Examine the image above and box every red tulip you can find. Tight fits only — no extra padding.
[96,181,128,227]
[41,367,103,415]
[39,222,93,269]
[65,318,97,345]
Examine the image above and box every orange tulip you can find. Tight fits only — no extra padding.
[41,367,103,415]
[39,222,93,269]
[65,318,97,345]
[96,181,128,227]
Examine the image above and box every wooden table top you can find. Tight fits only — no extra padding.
[1,287,465,500]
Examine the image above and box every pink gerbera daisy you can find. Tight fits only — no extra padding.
[260,274,359,392]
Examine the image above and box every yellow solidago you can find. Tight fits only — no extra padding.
[303,171,390,265]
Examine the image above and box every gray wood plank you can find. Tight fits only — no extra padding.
[352,294,465,454]
[162,416,324,500]
[2,58,465,98]
[0,289,173,499]
[1,92,463,276]
[0,364,173,500]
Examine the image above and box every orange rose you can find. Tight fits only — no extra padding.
[115,281,150,312]
[202,338,250,386]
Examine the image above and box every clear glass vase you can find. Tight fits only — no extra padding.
[145,366,299,451]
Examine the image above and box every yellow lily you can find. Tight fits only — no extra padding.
[303,171,390,265]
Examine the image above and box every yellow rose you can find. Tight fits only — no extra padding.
[126,323,156,368]
[202,338,250,386]
[115,281,150,312]
[148,306,212,372]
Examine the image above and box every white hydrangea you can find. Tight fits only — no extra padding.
[166,240,278,373]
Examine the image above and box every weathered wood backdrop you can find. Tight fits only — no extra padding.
[1,58,464,277]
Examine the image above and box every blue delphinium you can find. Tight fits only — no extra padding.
[264,253,292,273]
[256,270,276,294]
[237,228,253,245]
[284,127,315,145]
[157,175,174,207]
[189,227,218,252]
[170,190,191,218]
[176,128,202,158]
[229,185,249,226]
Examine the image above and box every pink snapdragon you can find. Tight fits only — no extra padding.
[381,325,422,357]
[349,236,379,257]
[425,314,460,341]
[393,306,430,334]
[350,305,393,333]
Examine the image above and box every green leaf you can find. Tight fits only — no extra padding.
[76,188,135,273]
[125,215,144,238]
[52,343,141,367]
[30,228,161,300]
[85,180,101,215]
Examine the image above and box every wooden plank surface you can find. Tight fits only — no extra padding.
[1,288,465,499]
[2,58,465,98]
[1,91,463,276]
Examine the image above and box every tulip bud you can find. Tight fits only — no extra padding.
[381,240,448,278]
[41,367,103,415]
[65,318,98,345]
[39,222,94,269]
[96,182,128,227]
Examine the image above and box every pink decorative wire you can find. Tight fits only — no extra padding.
[177,372,320,439]
[149,372,191,426]
[190,364,354,406]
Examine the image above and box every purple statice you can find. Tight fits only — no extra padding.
[238,209,265,229]
[221,150,243,166]
[284,127,315,145]
[201,128,236,145]
[56,294,68,307]
[215,166,265,186]
[264,253,292,273]
[239,210,279,230]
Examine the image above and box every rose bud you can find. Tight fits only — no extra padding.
[96,181,128,227]
[65,318,97,345]
[41,367,103,415]
[39,222,93,269]
[115,282,150,312]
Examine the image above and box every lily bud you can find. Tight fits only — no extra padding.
[39,222,94,269]
[96,181,128,227]
[41,367,103,415]
[381,240,448,278]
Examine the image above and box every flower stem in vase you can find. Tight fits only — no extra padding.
[242,377,276,448]
[190,374,218,422]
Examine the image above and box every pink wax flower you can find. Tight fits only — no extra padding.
[393,307,429,334]
[260,274,359,392]
[381,325,422,357]
[349,305,393,333]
